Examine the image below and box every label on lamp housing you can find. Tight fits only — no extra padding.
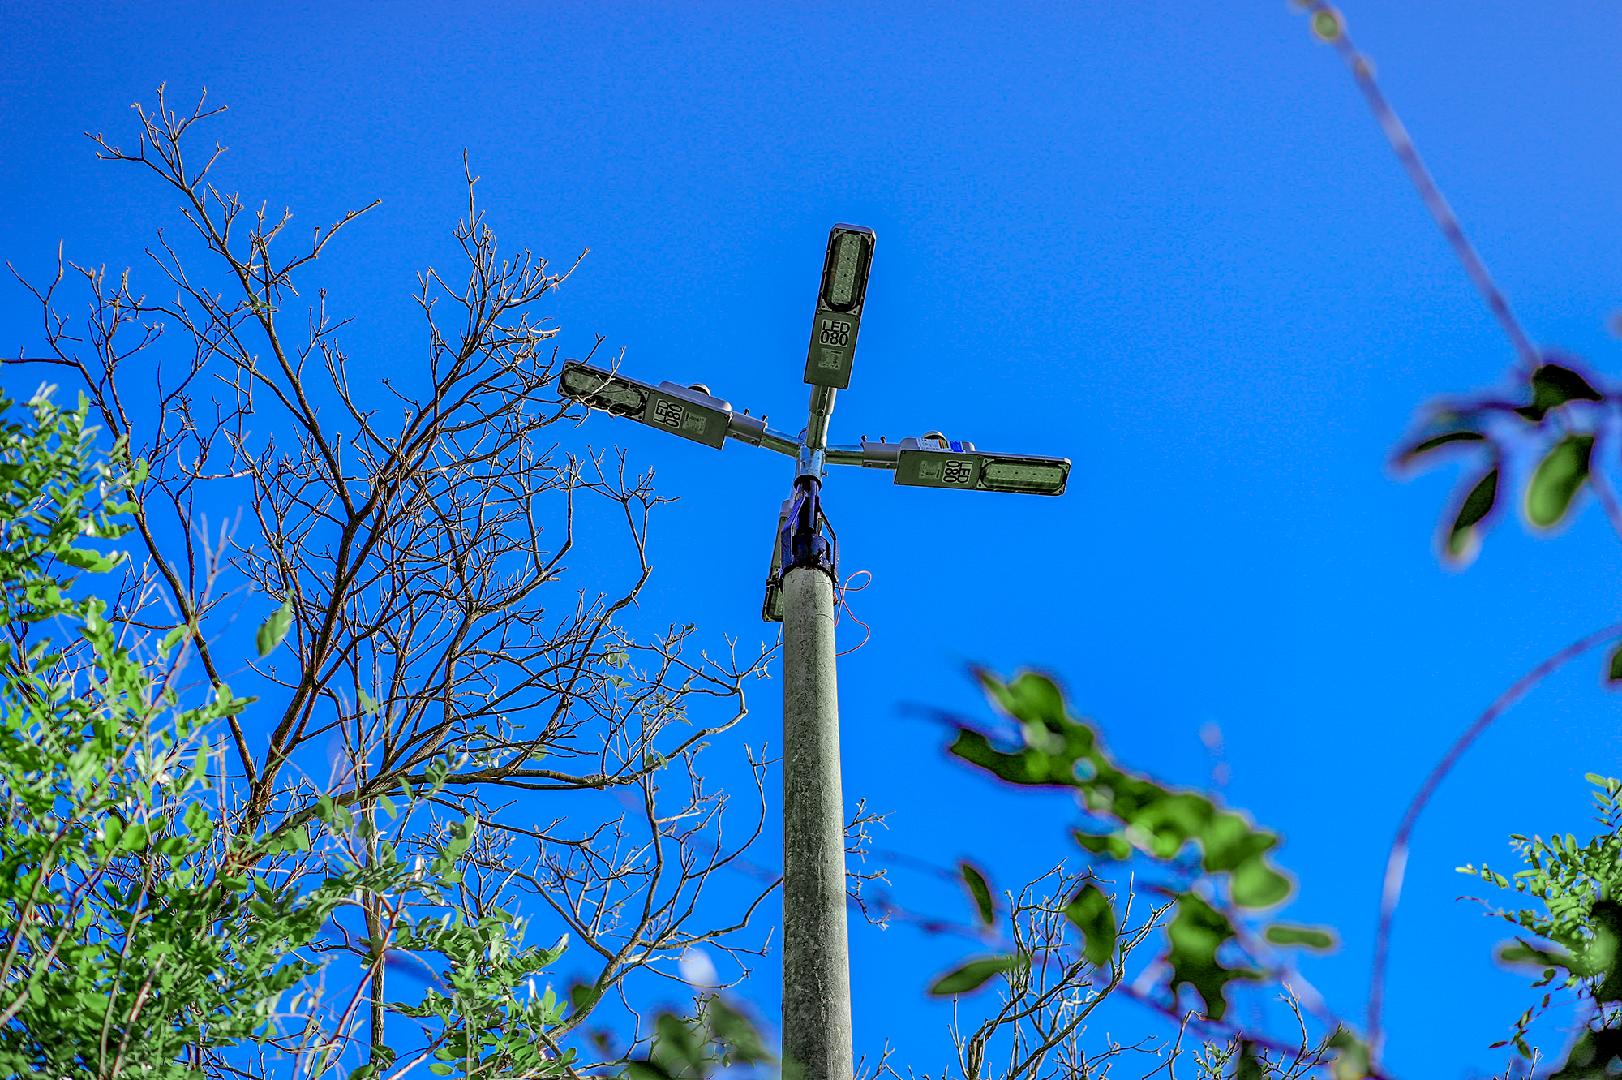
[645,386,729,448]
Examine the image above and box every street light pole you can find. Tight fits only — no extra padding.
[780,558,852,1080]
[557,224,1070,1080]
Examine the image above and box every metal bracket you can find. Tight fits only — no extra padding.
[761,476,837,622]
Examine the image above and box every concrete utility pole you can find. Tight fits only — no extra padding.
[557,224,1069,1080]
[780,565,851,1078]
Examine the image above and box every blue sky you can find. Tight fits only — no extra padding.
[5,3,1622,1075]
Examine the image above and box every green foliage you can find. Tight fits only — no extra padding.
[1262,923,1336,951]
[1405,354,1622,1076]
[1191,1035,1288,1080]
[928,953,1029,996]
[0,389,573,1077]
[1529,363,1603,415]
[1526,434,1594,529]
[941,669,1328,1023]
[1393,428,1485,465]
[1461,773,1622,1068]
[1165,893,1260,1021]
[1064,882,1116,967]
[0,388,338,1074]
[391,903,571,1078]
[958,860,996,927]
[1233,1041,1265,1080]
[264,796,580,1078]
[1326,1029,1372,1080]
[1447,466,1499,561]
[0,386,133,633]
[625,997,775,1080]
[1398,357,1611,563]
[255,597,294,657]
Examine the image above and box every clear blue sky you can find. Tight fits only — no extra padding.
[5,3,1621,1075]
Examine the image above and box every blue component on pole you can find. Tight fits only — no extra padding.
[781,477,836,578]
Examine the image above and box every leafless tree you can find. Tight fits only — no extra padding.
[7,85,776,1077]
[862,863,1327,1080]
[946,865,1169,1080]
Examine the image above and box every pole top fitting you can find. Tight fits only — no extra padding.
[797,445,827,482]
[762,475,837,621]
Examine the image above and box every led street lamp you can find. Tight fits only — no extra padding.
[803,224,875,390]
[893,436,1071,496]
[560,360,736,449]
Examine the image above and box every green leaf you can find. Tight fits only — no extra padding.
[358,689,376,715]
[1166,892,1257,1020]
[1063,882,1117,967]
[982,669,1067,727]
[256,598,294,657]
[1526,434,1594,529]
[1133,790,1214,858]
[958,861,995,926]
[949,728,1070,788]
[928,953,1028,996]
[58,546,122,573]
[1495,939,1570,968]
[1072,828,1132,861]
[1235,1041,1266,1080]
[569,981,603,1015]
[1263,922,1336,951]
[117,820,151,852]
[182,802,211,834]
[1445,465,1499,561]
[1584,898,1622,1001]
[624,1064,677,1080]
[952,672,1099,789]
[1394,428,1485,466]
[1199,811,1276,873]
[651,1012,705,1070]
[1231,858,1292,909]
[1327,1030,1372,1080]
[704,997,770,1063]
[1531,362,1603,413]
[1607,645,1622,687]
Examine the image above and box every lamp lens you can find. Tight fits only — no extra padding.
[982,460,1067,492]
[826,233,863,308]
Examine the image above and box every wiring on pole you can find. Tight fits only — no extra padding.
[835,568,874,656]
